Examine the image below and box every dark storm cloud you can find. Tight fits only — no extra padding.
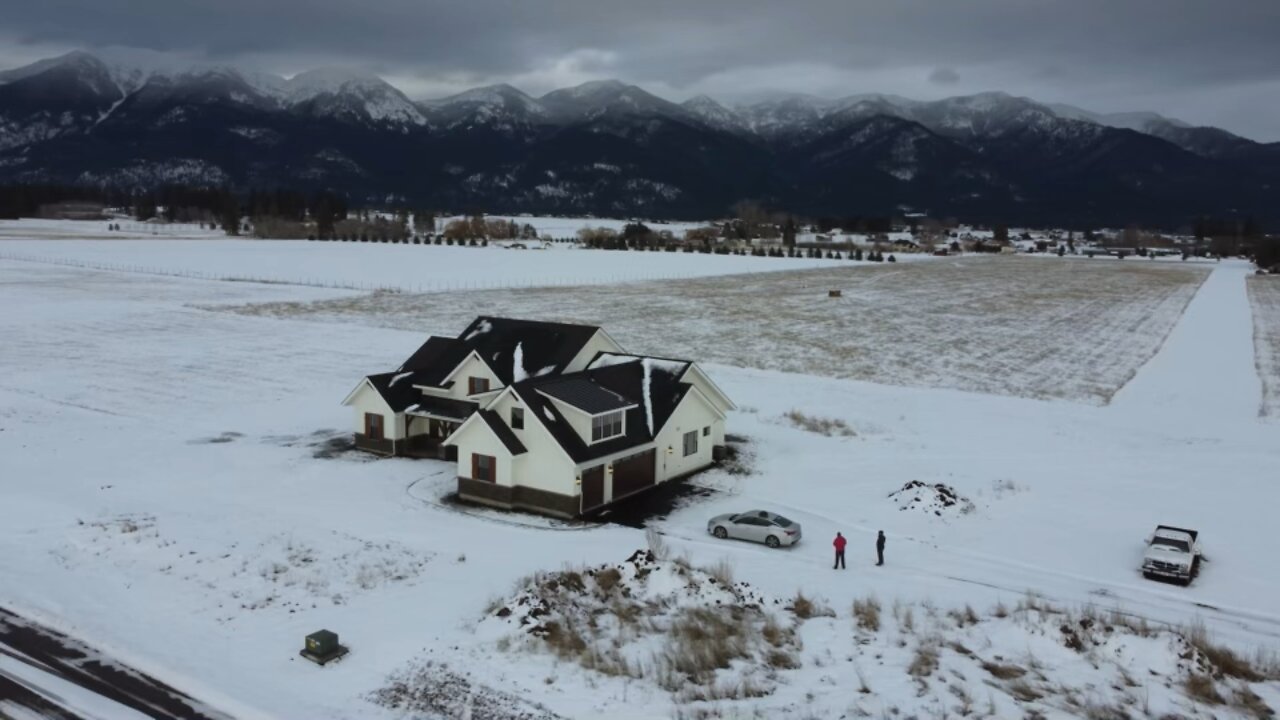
[3,0,1280,139]
[928,68,961,86]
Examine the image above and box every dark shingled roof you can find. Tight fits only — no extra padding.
[386,318,603,401]
[365,371,426,412]
[476,409,528,455]
[407,395,479,421]
[397,336,469,387]
[453,317,602,386]
[537,377,634,414]
[513,359,691,464]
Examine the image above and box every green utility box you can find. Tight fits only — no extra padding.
[300,629,348,666]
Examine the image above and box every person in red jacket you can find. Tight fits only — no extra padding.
[833,532,847,569]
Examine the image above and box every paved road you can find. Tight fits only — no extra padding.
[0,608,230,720]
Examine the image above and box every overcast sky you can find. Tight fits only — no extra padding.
[3,0,1279,140]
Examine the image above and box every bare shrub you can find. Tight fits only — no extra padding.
[907,643,939,678]
[761,615,788,647]
[992,600,1009,619]
[948,604,980,627]
[1184,619,1267,681]
[1230,683,1273,719]
[658,608,752,686]
[789,590,834,620]
[594,567,622,596]
[783,409,857,437]
[706,558,734,587]
[542,620,587,658]
[767,649,800,670]
[1184,673,1224,705]
[852,596,882,632]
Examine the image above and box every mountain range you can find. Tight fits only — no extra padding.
[2,50,1277,226]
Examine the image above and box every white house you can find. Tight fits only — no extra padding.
[343,317,735,518]
[341,316,624,459]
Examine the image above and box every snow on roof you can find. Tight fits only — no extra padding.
[389,371,413,387]
[512,342,528,383]
[640,359,654,435]
[589,353,689,375]
[463,319,493,341]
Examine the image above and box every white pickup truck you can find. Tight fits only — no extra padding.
[1141,525,1201,585]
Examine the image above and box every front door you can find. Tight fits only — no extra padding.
[581,465,605,514]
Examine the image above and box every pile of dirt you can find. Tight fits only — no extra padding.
[888,480,975,517]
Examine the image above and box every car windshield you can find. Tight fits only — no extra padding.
[771,515,794,527]
[1151,536,1190,553]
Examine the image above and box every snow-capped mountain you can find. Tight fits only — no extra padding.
[2,49,1278,225]
[420,84,547,132]
[284,68,426,128]
[681,95,749,134]
[538,80,692,123]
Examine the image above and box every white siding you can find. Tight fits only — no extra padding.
[653,389,723,482]
[451,422,515,486]
[475,391,577,496]
[441,353,504,401]
[346,382,404,440]
[680,364,736,415]
[564,329,627,373]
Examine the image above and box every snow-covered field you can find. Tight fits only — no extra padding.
[1248,275,1280,418]
[226,255,1210,404]
[0,234,836,292]
[1,255,1277,719]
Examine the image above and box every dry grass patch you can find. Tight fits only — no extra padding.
[852,595,882,633]
[789,590,835,620]
[981,661,1027,680]
[1183,673,1225,705]
[783,410,857,437]
[1184,619,1272,681]
[907,643,940,678]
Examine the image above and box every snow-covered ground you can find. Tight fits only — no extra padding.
[1,256,1277,718]
[225,255,1209,404]
[1247,276,1280,418]
[0,235,836,292]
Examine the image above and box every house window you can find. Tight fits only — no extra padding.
[683,430,698,457]
[511,407,524,430]
[703,426,710,437]
[591,410,624,442]
[472,453,495,482]
[468,377,490,395]
[364,413,384,440]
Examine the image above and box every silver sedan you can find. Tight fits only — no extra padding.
[707,510,802,548]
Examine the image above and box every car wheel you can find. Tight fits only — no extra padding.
[765,535,780,548]
[713,526,727,539]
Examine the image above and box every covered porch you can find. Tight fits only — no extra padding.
[403,397,477,459]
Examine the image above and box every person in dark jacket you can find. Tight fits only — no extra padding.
[833,532,847,569]
[876,530,886,566]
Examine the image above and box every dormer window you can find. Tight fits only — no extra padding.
[511,407,524,430]
[468,377,490,395]
[591,410,624,442]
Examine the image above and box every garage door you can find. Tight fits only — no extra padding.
[581,465,605,514]
[610,449,656,501]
